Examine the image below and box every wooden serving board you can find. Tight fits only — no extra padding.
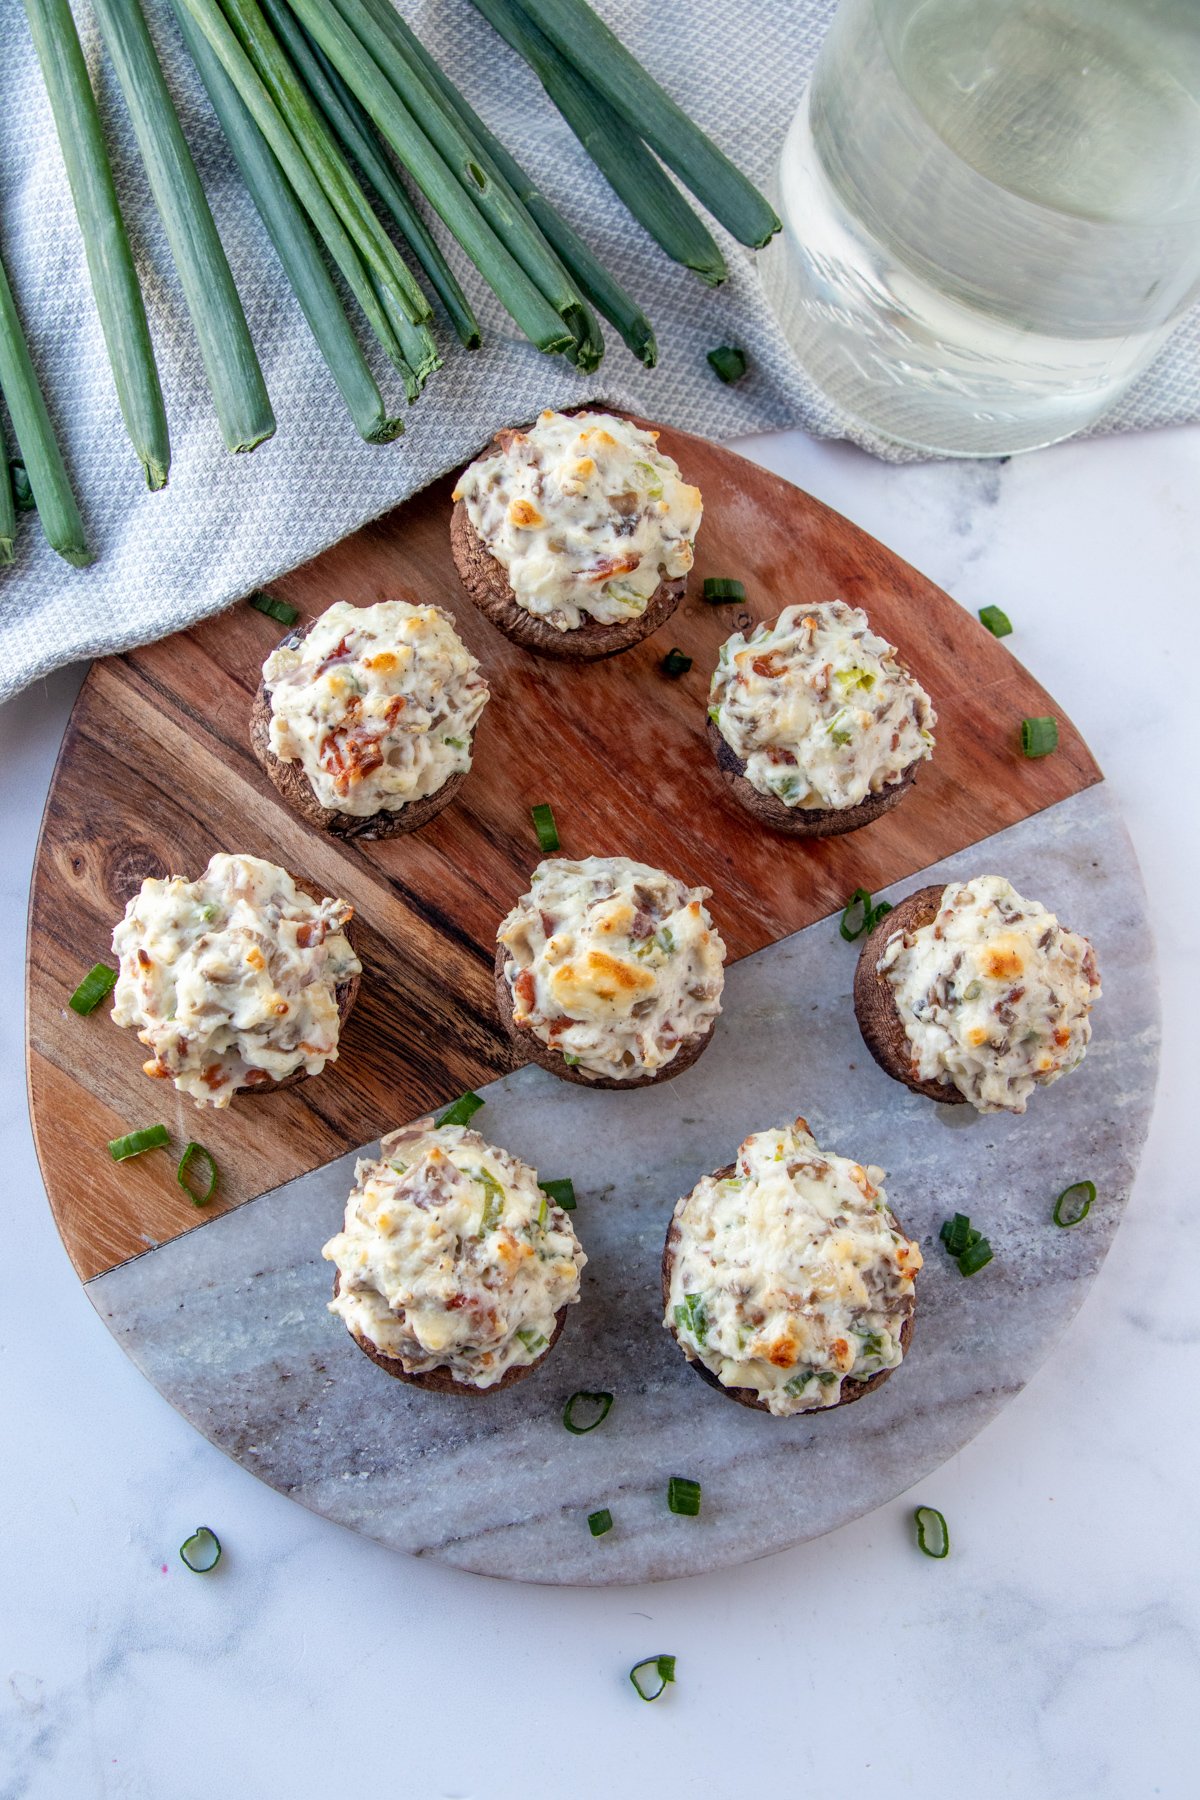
[26,422,1099,1283]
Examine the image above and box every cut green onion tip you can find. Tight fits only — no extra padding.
[914,1505,949,1559]
[531,803,560,853]
[667,1475,701,1517]
[702,576,745,603]
[1053,1179,1096,1228]
[562,1390,613,1434]
[957,1237,994,1277]
[1021,715,1059,758]
[249,590,299,626]
[707,344,747,384]
[978,604,1012,638]
[68,962,117,1015]
[661,647,692,677]
[437,1090,485,1129]
[179,1526,222,1573]
[177,1141,219,1206]
[539,1177,576,1210]
[587,1507,613,1537]
[629,1654,676,1702]
[108,1123,170,1162]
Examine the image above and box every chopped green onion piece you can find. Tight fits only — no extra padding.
[539,1177,576,1211]
[436,1091,485,1128]
[531,803,560,852]
[68,962,117,1015]
[707,344,747,383]
[667,1475,701,1517]
[108,1124,170,1162]
[515,1327,547,1352]
[177,1141,218,1206]
[840,888,893,941]
[562,1051,581,1066]
[629,1654,675,1702]
[673,1291,708,1345]
[1020,715,1059,758]
[957,1236,994,1277]
[179,1526,222,1573]
[661,646,692,677]
[249,590,299,626]
[839,887,874,942]
[702,576,745,603]
[913,1505,949,1559]
[587,1507,613,1537]
[978,604,1012,638]
[562,1390,613,1434]
[1053,1179,1095,1228]
[939,1212,974,1257]
[10,459,34,511]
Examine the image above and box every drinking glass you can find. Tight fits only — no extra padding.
[761,0,1200,455]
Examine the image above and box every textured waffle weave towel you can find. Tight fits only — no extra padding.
[2,0,1197,701]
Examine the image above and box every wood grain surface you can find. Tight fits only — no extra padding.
[26,421,1101,1281]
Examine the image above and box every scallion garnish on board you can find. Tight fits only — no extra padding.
[249,590,299,626]
[108,1124,170,1162]
[702,576,745,603]
[661,647,692,678]
[1020,715,1059,758]
[939,1212,993,1275]
[839,887,893,942]
[177,1141,219,1206]
[913,1506,949,1559]
[179,1526,222,1573]
[587,1508,613,1537]
[978,604,1012,638]
[667,1475,701,1517]
[531,803,560,853]
[437,1090,485,1128]
[539,1177,576,1211]
[68,962,117,1015]
[1053,1179,1095,1228]
[707,344,747,384]
[562,1390,613,1434]
[629,1655,676,1702]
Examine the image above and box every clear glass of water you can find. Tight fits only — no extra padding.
[761,0,1200,455]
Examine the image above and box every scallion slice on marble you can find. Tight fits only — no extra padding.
[179,1526,222,1572]
[562,1390,613,1434]
[629,1654,675,1701]
[913,1505,949,1559]
[436,1091,485,1128]
[667,1475,701,1517]
[587,1507,613,1537]
[539,1177,576,1211]
[1053,1179,1095,1228]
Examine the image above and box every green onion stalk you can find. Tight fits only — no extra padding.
[0,242,92,565]
[345,0,649,370]
[169,0,404,443]
[0,415,15,565]
[511,0,781,249]
[281,0,573,354]
[92,0,275,455]
[172,0,418,382]
[217,0,439,389]
[470,0,726,286]
[257,0,480,350]
[339,0,603,366]
[23,0,170,489]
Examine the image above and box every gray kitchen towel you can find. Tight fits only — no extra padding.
[1,0,1197,702]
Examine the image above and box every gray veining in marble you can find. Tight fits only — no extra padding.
[87,784,1158,1584]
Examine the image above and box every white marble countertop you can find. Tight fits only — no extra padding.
[4,424,1196,1799]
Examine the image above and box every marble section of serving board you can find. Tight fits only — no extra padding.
[89,785,1157,1585]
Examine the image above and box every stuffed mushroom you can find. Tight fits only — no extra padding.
[110,853,361,1106]
[854,875,1101,1113]
[323,1117,586,1393]
[451,409,702,659]
[707,600,935,835]
[663,1118,921,1415]
[251,599,489,838]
